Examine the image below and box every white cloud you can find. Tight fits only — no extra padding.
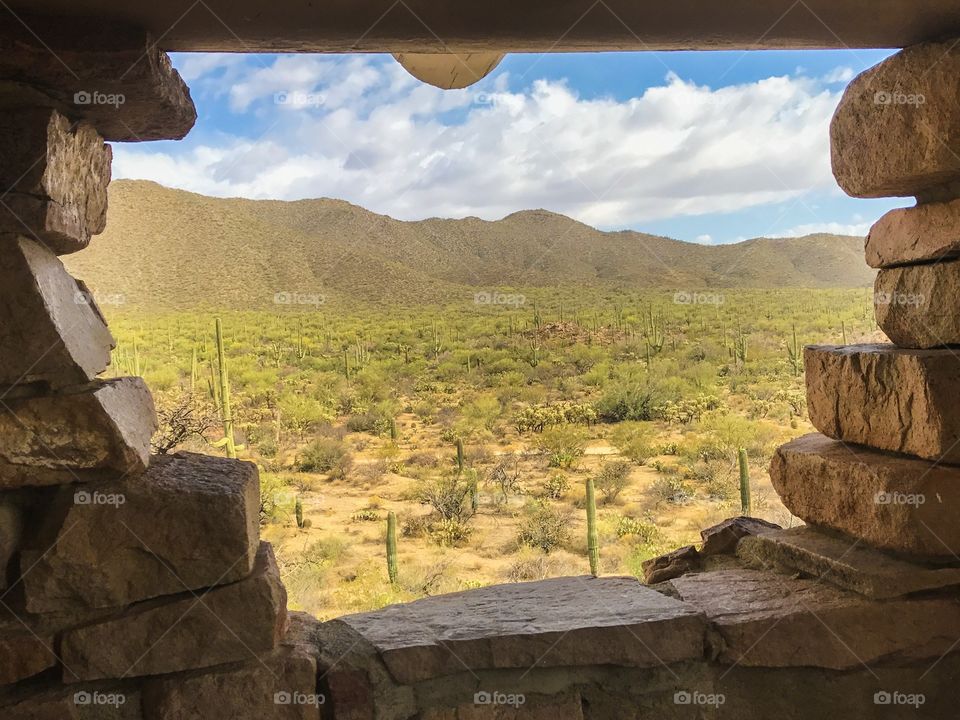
[115,56,849,230]
[772,221,872,237]
[695,234,714,244]
[822,66,855,84]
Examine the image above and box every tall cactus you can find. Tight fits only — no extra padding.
[586,478,599,577]
[738,447,752,515]
[295,497,304,529]
[214,318,237,459]
[386,511,399,584]
[786,323,801,377]
[455,438,465,472]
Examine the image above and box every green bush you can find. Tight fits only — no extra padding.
[594,461,632,504]
[538,425,587,468]
[298,438,353,479]
[516,501,570,553]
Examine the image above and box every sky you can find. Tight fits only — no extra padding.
[113,49,910,245]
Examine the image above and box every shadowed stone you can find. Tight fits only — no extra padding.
[770,433,960,559]
[700,516,780,557]
[0,109,111,254]
[0,378,155,487]
[21,453,259,614]
[875,259,960,348]
[419,693,584,720]
[0,17,195,142]
[1,683,141,719]
[141,612,321,720]
[672,568,960,669]
[805,344,960,463]
[0,236,113,390]
[61,543,288,682]
[866,199,960,268]
[0,495,23,590]
[642,545,700,584]
[831,41,960,199]
[0,623,56,686]
[738,525,960,599]
[336,576,706,684]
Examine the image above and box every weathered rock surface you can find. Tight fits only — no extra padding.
[1,683,142,719]
[61,542,288,682]
[141,612,320,720]
[831,41,960,199]
[21,453,259,613]
[0,378,155,487]
[0,494,24,590]
[875,259,960,347]
[770,433,960,558]
[0,621,56,686]
[0,109,111,254]
[699,516,780,557]
[0,17,195,141]
[739,525,960,599]
[336,576,706,684]
[642,545,700,584]
[672,568,960,669]
[866,199,960,268]
[419,694,584,720]
[805,344,960,463]
[0,236,114,389]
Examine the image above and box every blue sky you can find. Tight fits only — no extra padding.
[113,49,908,245]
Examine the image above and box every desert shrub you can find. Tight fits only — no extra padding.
[258,473,295,524]
[486,460,523,507]
[542,472,569,500]
[416,471,478,523]
[350,508,381,522]
[346,401,395,436]
[656,394,721,424]
[594,461,632,504]
[611,422,656,464]
[298,438,353,479]
[615,515,661,543]
[538,425,587,468]
[595,383,664,422]
[504,548,578,582]
[514,402,597,433]
[428,518,472,547]
[651,475,695,505]
[356,460,389,485]
[406,451,440,468]
[516,501,570,553]
[279,392,334,437]
[400,514,430,538]
[152,394,215,454]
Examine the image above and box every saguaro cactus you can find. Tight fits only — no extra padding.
[455,437,465,472]
[214,318,237,459]
[738,447,752,515]
[295,497,304,529]
[386,511,399,584]
[786,323,801,377]
[586,478,600,577]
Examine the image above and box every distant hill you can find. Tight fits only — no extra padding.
[64,180,875,309]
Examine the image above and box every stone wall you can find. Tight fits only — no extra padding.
[1,22,960,720]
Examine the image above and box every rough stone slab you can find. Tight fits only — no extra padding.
[642,545,700,584]
[419,694,584,720]
[0,236,114,390]
[0,109,111,254]
[0,378,156,487]
[805,344,960,463]
[738,525,960,599]
[0,17,195,142]
[0,620,57,686]
[875,259,960,348]
[671,568,960,669]
[831,41,960,199]
[61,542,287,682]
[0,494,24,590]
[21,453,259,614]
[866,199,960,268]
[699,516,780,557]
[336,576,706,684]
[1,683,142,719]
[141,612,320,720]
[770,433,960,559]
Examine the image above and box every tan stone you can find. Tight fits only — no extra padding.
[61,542,287,682]
[419,693,584,720]
[642,545,700,584]
[1,684,141,719]
[738,525,960,599]
[336,576,706,684]
[805,344,960,463]
[0,378,156,487]
[21,453,259,613]
[0,494,23,590]
[0,623,56,686]
[672,568,960,669]
[874,259,960,347]
[141,612,320,720]
[0,18,195,142]
[831,41,960,199]
[699,516,780,557]
[770,433,960,559]
[0,236,114,390]
[866,199,960,268]
[0,109,111,254]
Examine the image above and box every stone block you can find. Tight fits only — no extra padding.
[874,259,960,348]
[699,516,780,557]
[866,199,960,268]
